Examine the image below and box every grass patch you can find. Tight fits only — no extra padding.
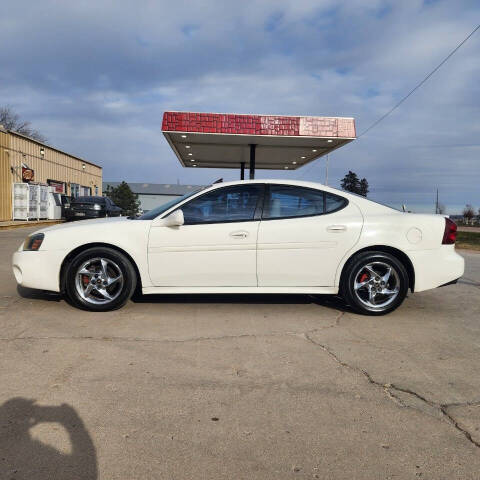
[456,231,480,251]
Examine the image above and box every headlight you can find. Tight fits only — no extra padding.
[93,204,102,210]
[23,233,45,251]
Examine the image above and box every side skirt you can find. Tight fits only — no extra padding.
[142,286,339,295]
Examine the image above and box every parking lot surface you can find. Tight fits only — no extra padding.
[1,227,480,479]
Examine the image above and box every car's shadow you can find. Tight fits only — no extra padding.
[131,292,353,312]
[16,285,354,313]
[17,285,63,302]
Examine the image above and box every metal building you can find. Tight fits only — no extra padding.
[0,126,102,221]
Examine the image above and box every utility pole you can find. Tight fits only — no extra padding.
[325,154,329,185]
[435,188,439,214]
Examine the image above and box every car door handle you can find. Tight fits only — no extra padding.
[327,225,347,232]
[230,231,249,238]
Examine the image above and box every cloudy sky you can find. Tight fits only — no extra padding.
[1,0,479,213]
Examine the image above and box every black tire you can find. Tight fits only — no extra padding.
[64,247,137,311]
[341,251,409,316]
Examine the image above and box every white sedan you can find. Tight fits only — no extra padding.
[12,180,464,315]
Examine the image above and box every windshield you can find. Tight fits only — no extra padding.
[137,189,202,220]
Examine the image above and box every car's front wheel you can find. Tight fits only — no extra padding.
[341,251,409,315]
[64,247,136,311]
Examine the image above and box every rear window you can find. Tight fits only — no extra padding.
[72,196,105,204]
[263,185,348,219]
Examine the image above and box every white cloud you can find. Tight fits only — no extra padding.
[0,0,479,212]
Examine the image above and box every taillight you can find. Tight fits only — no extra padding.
[442,218,457,245]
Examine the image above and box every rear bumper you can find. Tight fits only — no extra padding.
[408,246,465,292]
[12,249,67,292]
[65,210,105,220]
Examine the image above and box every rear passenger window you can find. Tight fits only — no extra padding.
[263,185,325,219]
[263,186,348,219]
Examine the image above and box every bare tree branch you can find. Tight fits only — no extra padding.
[0,106,47,143]
[463,204,475,225]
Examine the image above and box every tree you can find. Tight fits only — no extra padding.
[437,203,446,215]
[341,171,359,193]
[463,204,475,225]
[359,178,369,197]
[0,106,47,143]
[340,170,369,197]
[105,182,140,217]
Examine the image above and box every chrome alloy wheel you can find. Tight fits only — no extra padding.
[74,257,124,305]
[353,261,400,310]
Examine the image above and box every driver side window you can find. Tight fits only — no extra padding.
[181,185,263,225]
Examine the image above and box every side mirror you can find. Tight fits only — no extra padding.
[162,209,184,227]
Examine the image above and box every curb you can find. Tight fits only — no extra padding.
[0,220,64,231]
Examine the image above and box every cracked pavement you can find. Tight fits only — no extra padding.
[1,227,480,479]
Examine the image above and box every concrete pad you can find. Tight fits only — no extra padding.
[2,334,480,479]
[445,403,480,446]
[1,227,480,479]
[308,280,480,405]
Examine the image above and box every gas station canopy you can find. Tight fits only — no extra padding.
[162,111,356,178]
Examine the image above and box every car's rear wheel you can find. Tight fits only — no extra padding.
[341,251,409,315]
[65,247,136,311]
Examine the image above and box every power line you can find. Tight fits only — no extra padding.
[358,24,480,138]
[298,24,480,182]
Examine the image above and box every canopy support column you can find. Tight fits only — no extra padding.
[249,144,256,179]
[240,162,245,180]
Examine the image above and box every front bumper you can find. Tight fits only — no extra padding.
[408,245,465,293]
[12,249,67,292]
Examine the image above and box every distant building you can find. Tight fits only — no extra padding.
[102,182,206,212]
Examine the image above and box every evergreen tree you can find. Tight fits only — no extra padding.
[105,182,140,217]
[359,178,369,197]
[340,171,370,197]
[340,171,359,193]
